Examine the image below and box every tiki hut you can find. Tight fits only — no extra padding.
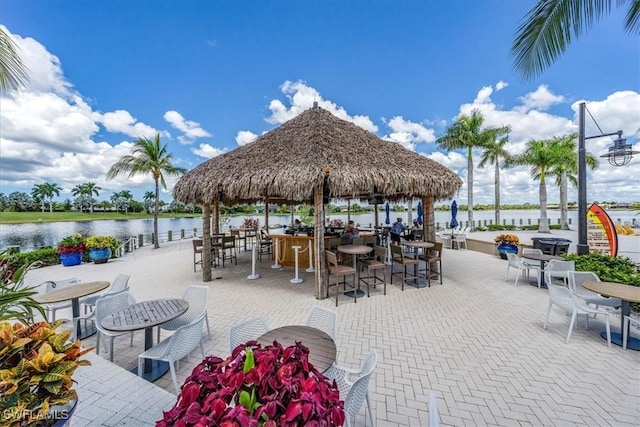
[174,104,462,299]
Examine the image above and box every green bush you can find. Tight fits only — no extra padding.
[562,253,640,286]
[14,248,59,268]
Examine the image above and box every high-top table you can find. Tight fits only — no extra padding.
[582,281,640,350]
[35,280,110,340]
[337,244,373,298]
[257,325,337,373]
[101,298,189,381]
[521,253,562,288]
[401,240,435,288]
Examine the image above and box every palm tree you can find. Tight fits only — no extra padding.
[31,182,61,213]
[107,134,186,248]
[143,191,155,214]
[478,133,512,225]
[547,134,599,229]
[437,109,508,231]
[31,184,47,213]
[508,138,562,233]
[511,0,640,80]
[0,27,29,94]
[83,182,101,212]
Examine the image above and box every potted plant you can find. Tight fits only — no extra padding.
[56,234,85,267]
[243,217,260,230]
[495,233,520,259]
[0,252,92,426]
[85,235,118,264]
[157,341,345,426]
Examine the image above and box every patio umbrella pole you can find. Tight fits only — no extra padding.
[314,182,326,299]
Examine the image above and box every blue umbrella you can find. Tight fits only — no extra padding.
[449,200,459,229]
[385,202,391,225]
[417,201,423,226]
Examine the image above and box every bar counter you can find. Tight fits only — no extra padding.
[271,232,374,267]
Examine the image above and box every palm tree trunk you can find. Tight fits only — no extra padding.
[494,160,500,225]
[467,147,474,231]
[153,179,160,249]
[560,171,569,230]
[539,177,550,233]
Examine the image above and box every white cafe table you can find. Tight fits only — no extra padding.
[337,244,373,298]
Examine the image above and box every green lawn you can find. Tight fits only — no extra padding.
[0,211,201,224]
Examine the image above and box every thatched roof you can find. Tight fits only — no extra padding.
[173,105,462,205]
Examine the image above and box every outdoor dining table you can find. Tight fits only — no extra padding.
[100,298,189,381]
[256,325,337,373]
[401,240,434,288]
[337,244,373,298]
[582,281,640,350]
[34,280,110,340]
[521,253,563,288]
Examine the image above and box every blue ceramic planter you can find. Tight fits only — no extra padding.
[497,243,518,259]
[89,248,112,264]
[59,252,82,267]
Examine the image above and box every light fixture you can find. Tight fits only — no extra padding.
[577,102,636,255]
[600,133,639,166]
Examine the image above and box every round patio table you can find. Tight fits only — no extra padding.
[582,281,640,350]
[337,244,373,298]
[521,253,562,288]
[401,241,434,288]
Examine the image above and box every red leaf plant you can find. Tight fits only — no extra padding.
[157,341,345,427]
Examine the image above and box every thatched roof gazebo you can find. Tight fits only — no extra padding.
[174,104,462,299]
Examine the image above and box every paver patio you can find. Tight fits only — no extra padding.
[23,238,640,426]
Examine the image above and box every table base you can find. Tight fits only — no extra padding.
[131,360,170,381]
[344,289,365,298]
[75,323,98,340]
[601,331,640,351]
[406,278,429,289]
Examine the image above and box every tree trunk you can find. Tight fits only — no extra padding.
[538,177,551,233]
[560,170,569,230]
[423,195,435,242]
[467,147,474,231]
[202,205,212,282]
[494,160,500,225]
[313,183,326,300]
[264,197,270,230]
[153,179,160,248]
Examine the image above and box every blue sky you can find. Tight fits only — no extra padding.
[1,1,638,207]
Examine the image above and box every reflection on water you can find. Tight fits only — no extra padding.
[0,210,636,252]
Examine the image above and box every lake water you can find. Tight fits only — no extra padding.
[1,209,638,252]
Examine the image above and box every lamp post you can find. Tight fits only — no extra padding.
[576,102,638,255]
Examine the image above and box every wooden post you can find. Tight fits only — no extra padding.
[264,196,270,230]
[213,199,220,234]
[314,182,327,299]
[202,205,212,282]
[423,195,435,242]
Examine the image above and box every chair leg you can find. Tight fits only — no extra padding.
[138,357,144,378]
[205,314,211,340]
[543,303,552,330]
[604,315,611,347]
[96,332,101,355]
[566,310,577,343]
[109,337,115,362]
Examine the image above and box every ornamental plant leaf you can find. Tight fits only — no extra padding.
[243,347,255,374]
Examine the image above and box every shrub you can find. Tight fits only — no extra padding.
[85,235,119,256]
[562,253,640,286]
[57,233,85,254]
[15,248,59,268]
[495,234,520,245]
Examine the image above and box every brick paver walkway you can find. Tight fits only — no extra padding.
[24,239,640,426]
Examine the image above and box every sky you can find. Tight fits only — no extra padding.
[1,1,639,208]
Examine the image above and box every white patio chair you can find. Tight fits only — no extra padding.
[568,271,621,314]
[228,316,270,353]
[80,273,130,314]
[95,291,136,362]
[505,253,535,287]
[623,315,640,349]
[544,259,575,287]
[305,305,338,339]
[158,285,211,343]
[138,314,206,394]
[324,350,377,427]
[543,283,611,346]
[453,233,467,250]
[42,278,81,322]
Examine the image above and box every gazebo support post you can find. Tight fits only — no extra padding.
[313,183,327,299]
[213,198,220,234]
[423,195,435,242]
[264,196,270,230]
[202,204,212,282]
[374,204,379,228]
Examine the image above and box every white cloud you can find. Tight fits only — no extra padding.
[192,143,227,159]
[98,110,160,139]
[235,130,258,146]
[163,110,211,144]
[382,116,436,151]
[516,84,565,112]
[495,81,508,91]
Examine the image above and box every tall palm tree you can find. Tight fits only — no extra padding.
[511,0,640,80]
[143,191,155,214]
[478,133,512,225]
[0,27,29,94]
[508,138,562,233]
[107,134,186,248]
[31,184,47,213]
[547,134,599,229]
[83,182,101,212]
[31,182,61,213]
[437,109,508,231]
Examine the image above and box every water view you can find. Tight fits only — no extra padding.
[1,209,638,252]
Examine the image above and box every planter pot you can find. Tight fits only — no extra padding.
[59,252,82,267]
[497,243,518,259]
[88,248,112,264]
[49,397,78,427]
